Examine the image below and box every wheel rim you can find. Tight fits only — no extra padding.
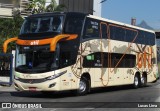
[79,80,86,93]
[141,76,145,84]
[134,76,139,86]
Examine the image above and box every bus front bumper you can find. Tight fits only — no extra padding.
[14,79,60,91]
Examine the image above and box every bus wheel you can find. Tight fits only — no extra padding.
[77,77,89,96]
[133,74,140,88]
[141,75,147,87]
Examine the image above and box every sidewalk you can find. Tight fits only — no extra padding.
[0,84,15,92]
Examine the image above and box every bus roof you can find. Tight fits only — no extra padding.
[88,14,155,34]
[27,12,86,18]
[27,12,155,34]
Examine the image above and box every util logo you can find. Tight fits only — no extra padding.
[137,47,152,69]
[30,40,39,45]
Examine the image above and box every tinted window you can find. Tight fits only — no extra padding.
[125,29,137,42]
[109,24,155,45]
[110,26,125,41]
[83,18,100,39]
[64,17,83,35]
[83,52,136,68]
[100,23,107,38]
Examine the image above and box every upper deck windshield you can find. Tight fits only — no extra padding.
[20,16,63,34]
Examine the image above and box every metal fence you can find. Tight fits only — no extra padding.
[0,53,13,85]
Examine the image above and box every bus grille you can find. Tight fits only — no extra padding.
[17,78,47,84]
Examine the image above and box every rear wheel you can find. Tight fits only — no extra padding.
[133,75,140,88]
[141,75,147,87]
[77,77,89,96]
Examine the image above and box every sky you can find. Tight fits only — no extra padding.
[101,0,160,30]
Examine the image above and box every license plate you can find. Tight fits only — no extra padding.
[29,87,37,91]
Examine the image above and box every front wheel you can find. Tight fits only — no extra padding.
[77,77,89,96]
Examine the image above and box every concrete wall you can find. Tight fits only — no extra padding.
[59,0,94,15]
[0,8,12,17]
[59,0,101,17]
[0,0,20,7]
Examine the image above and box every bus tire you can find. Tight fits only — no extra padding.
[141,75,147,87]
[77,77,89,96]
[133,74,140,88]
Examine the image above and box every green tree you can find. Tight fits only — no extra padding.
[46,0,66,12]
[27,0,66,14]
[0,16,24,52]
[27,0,46,14]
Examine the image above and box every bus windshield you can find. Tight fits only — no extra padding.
[15,45,60,73]
[20,16,63,34]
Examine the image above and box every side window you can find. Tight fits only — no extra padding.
[83,18,100,39]
[148,33,155,45]
[125,29,137,42]
[109,25,125,41]
[140,31,144,44]
[59,41,79,68]
[52,17,62,32]
[100,23,107,38]
[83,52,103,68]
[110,26,115,39]
[115,27,125,41]
[111,54,136,68]
[60,51,71,67]
[64,18,83,35]
[83,53,136,68]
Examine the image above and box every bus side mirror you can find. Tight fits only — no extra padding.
[3,37,18,53]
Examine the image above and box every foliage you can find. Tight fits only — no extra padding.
[27,0,46,14]
[46,0,66,12]
[0,16,24,53]
[27,0,66,14]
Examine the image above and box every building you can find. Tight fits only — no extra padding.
[0,0,102,18]
[58,0,101,17]
[0,0,29,17]
[47,0,102,17]
[0,0,14,17]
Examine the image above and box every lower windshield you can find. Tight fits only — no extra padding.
[15,45,59,73]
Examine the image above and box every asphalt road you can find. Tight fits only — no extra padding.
[0,80,160,111]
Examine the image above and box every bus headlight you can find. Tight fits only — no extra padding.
[46,70,67,80]
[14,76,20,80]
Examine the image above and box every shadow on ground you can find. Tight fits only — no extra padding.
[9,84,151,99]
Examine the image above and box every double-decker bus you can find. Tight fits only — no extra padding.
[3,12,158,95]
